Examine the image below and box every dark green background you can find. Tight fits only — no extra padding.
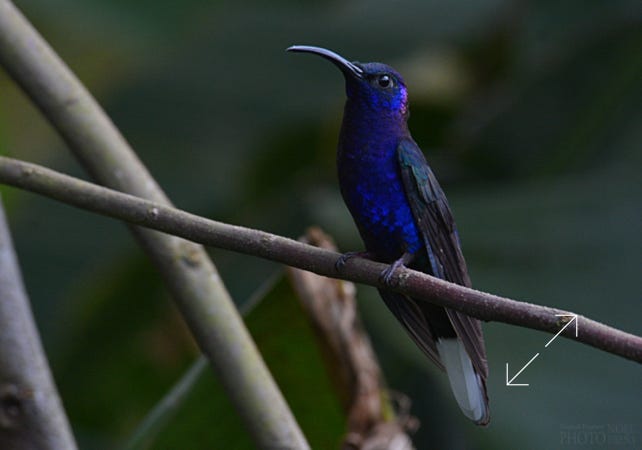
[1,0,640,448]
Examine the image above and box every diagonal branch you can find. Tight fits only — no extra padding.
[0,197,77,450]
[1,156,640,364]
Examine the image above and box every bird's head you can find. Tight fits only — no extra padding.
[287,45,408,117]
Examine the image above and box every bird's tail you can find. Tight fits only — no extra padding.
[436,338,489,425]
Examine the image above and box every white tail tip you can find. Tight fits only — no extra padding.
[436,338,487,424]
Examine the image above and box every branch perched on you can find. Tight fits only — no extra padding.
[1,156,640,364]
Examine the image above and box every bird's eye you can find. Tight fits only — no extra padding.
[377,74,393,88]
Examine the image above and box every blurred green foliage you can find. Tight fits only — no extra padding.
[0,0,640,448]
[150,276,345,450]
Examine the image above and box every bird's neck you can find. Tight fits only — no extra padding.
[338,98,410,162]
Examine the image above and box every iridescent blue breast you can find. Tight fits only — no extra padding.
[338,144,422,262]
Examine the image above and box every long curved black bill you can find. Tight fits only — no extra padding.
[287,45,363,79]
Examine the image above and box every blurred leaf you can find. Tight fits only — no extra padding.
[122,356,208,450]
[53,255,196,449]
[153,276,345,449]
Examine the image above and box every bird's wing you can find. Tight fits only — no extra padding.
[397,138,488,379]
[377,289,445,370]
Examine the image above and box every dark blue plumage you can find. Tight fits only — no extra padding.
[288,45,490,425]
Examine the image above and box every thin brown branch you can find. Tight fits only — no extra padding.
[0,156,640,364]
[0,2,308,448]
[0,197,77,450]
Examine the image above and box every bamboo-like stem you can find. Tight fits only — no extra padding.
[0,2,309,448]
[0,197,78,450]
[0,156,640,364]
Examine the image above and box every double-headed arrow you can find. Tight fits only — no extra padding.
[506,314,578,387]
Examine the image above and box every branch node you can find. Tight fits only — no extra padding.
[178,240,202,268]
[20,166,34,177]
[396,271,410,288]
[0,383,26,429]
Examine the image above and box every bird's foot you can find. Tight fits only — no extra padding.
[335,251,375,271]
[379,252,414,287]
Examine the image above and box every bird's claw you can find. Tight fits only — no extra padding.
[379,252,414,287]
[379,263,402,286]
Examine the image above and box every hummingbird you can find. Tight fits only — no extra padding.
[287,45,490,425]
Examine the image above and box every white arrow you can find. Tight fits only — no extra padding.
[505,314,579,387]
[506,353,540,386]
[544,314,578,348]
